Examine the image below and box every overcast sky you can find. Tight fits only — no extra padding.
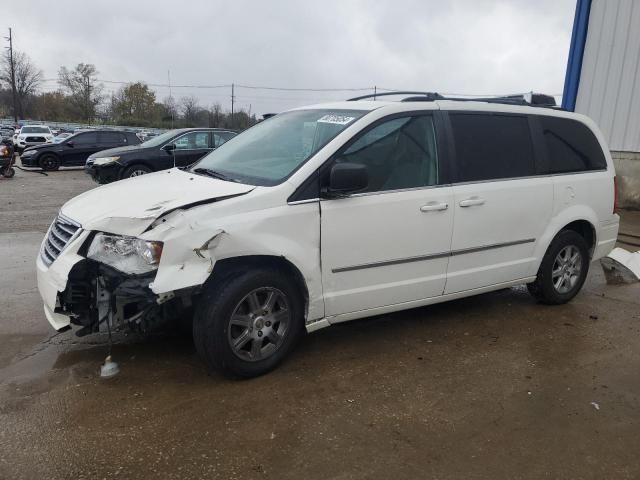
[3,0,576,116]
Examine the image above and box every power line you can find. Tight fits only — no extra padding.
[234,84,373,92]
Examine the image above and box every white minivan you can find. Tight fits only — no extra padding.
[37,94,620,377]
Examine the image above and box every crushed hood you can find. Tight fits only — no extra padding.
[61,168,254,235]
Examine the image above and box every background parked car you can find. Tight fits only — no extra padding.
[20,129,141,171]
[85,128,237,183]
[0,139,15,178]
[0,126,14,144]
[52,132,72,143]
[13,125,54,152]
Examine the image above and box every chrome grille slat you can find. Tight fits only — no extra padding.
[55,222,76,236]
[40,214,81,267]
[48,235,65,250]
[44,240,60,258]
[47,236,63,253]
[49,227,68,245]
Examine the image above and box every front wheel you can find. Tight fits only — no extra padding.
[39,154,60,171]
[123,164,152,178]
[2,166,15,178]
[193,268,304,378]
[527,230,590,304]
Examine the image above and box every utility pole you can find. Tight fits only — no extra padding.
[6,28,18,122]
[231,83,235,128]
[374,85,377,101]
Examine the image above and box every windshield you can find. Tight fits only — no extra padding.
[192,109,367,186]
[22,126,49,134]
[139,130,175,148]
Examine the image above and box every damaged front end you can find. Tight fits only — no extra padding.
[39,218,197,337]
[61,259,190,336]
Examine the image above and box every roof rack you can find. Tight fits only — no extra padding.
[347,91,444,102]
[347,91,561,109]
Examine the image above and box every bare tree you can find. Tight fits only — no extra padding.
[0,51,42,119]
[162,96,178,124]
[210,102,223,127]
[58,63,103,121]
[180,95,200,124]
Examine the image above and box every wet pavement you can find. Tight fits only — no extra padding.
[1,168,640,479]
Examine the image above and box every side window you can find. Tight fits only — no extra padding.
[338,115,439,192]
[213,133,226,148]
[101,132,125,144]
[539,116,606,173]
[174,132,210,149]
[214,132,236,147]
[450,114,535,182]
[73,132,98,145]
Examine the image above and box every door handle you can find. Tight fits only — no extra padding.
[420,202,449,212]
[459,197,485,207]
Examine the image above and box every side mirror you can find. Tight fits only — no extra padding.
[324,162,368,197]
[66,141,74,147]
[162,143,176,153]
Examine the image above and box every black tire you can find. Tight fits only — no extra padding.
[2,166,15,178]
[39,154,60,171]
[527,230,590,304]
[123,164,152,178]
[193,268,304,379]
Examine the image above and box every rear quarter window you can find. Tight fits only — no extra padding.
[539,116,607,173]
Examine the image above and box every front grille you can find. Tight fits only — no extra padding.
[26,136,46,142]
[41,214,81,266]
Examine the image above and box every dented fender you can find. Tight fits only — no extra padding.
[143,199,325,322]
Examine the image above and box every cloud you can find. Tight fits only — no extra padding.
[3,0,575,115]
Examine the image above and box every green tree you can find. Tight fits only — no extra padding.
[112,82,157,124]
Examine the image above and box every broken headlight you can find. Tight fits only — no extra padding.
[87,233,163,274]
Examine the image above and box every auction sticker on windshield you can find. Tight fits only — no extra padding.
[317,114,356,125]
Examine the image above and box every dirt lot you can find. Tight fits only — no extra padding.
[1,167,640,480]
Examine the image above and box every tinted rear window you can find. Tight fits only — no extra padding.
[539,116,606,173]
[450,114,535,182]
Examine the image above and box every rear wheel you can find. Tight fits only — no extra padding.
[193,268,304,378]
[123,164,152,178]
[527,230,589,304]
[39,154,60,171]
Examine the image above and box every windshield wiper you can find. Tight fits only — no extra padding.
[192,167,239,183]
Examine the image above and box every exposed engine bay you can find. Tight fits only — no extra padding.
[61,259,193,336]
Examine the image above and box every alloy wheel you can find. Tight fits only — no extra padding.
[552,245,582,294]
[227,287,290,362]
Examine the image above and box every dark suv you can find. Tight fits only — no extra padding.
[85,128,237,184]
[20,129,141,171]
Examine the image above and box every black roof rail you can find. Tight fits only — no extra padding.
[435,95,529,106]
[347,91,444,101]
[348,91,562,109]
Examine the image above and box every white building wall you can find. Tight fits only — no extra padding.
[575,0,640,153]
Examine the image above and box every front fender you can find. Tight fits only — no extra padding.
[144,201,324,321]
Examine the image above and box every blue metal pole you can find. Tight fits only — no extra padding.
[562,0,593,111]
